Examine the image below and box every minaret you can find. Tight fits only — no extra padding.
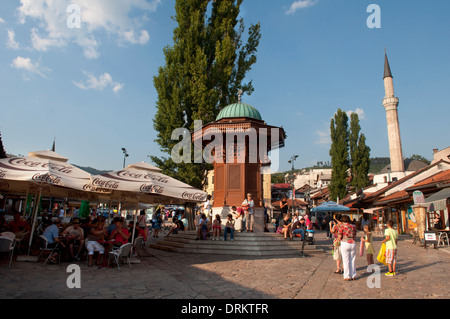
[382,51,404,172]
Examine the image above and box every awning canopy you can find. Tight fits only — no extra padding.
[425,187,450,212]
[311,201,350,213]
[363,207,387,214]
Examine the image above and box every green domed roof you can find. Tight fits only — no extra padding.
[216,102,262,121]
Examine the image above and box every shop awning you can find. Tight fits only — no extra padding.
[363,207,387,214]
[425,187,450,212]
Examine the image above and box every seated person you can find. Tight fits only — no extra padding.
[8,212,31,233]
[0,213,8,232]
[85,220,107,267]
[165,217,185,237]
[110,220,129,247]
[127,221,146,242]
[181,214,189,230]
[106,217,121,236]
[42,219,65,264]
[279,214,293,241]
[292,218,306,240]
[62,218,85,261]
[433,214,443,230]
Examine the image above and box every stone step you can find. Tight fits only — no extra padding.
[149,230,324,256]
[161,237,317,248]
[153,239,318,251]
[149,242,323,256]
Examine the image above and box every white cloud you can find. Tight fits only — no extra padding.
[315,129,330,145]
[73,71,124,93]
[286,0,318,15]
[17,0,160,59]
[346,108,366,120]
[11,56,50,78]
[7,29,20,49]
[0,17,6,23]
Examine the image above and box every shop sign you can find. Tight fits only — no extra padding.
[413,191,425,205]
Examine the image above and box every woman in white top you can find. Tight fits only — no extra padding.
[242,193,255,232]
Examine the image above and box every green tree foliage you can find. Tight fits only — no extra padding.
[351,134,371,190]
[0,131,7,159]
[329,109,349,201]
[152,0,261,189]
[349,113,371,190]
[409,154,431,165]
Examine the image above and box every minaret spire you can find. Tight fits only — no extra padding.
[382,50,404,173]
[384,49,393,79]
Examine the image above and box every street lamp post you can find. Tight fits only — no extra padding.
[121,148,129,168]
[288,155,299,214]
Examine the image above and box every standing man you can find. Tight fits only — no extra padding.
[242,193,255,233]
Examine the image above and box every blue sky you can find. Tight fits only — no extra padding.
[1,0,449,173]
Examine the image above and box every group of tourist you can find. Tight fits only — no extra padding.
[277,212,311,241]
[40,212,148,267]
[194,193,256,241]
[330,213,399,280]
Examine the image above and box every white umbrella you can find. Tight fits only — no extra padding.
[0,150,100,254]
[87,161,207,245]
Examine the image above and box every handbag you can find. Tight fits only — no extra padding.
[359,240,365,257]
[377,243,387,265]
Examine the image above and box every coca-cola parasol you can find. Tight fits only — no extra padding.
[87,161,208,204]
[87,161,208,245]
[0,150,100,255]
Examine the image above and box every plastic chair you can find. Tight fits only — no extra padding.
[108,243,133,270]
[0,235,16,268]
[133,236,145,258]
[438,232,449,246]
[38,235,60,265]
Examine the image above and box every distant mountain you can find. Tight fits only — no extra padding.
[73,165,110,175]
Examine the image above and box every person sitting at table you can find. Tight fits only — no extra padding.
[62,218,85,261]
[127,221,146,242]
[42,219,66,264]
[106,217,121,237]
[110,219,129,247]
[8,212,31,233]
[85,220,107,267]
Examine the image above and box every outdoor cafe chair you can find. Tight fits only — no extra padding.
[133,236,145,258]
[0,233,16,268]
[108,243,132,270]
[38,235,61,265]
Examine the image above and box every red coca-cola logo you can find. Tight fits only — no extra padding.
[32,173,62,185]
[139,184,164,194]
[9,158,73,174]
[82,184,112,194]
[181,192,207,201]
[91,178,119,189]
[0,181,9,189]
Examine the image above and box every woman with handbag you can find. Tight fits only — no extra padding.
[338,215,357,281]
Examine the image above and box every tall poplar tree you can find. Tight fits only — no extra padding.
[349,113,371,190]
[329,109,350,202]
[152,0,261,189]
[0,131,6,159]
[352,133,371,190]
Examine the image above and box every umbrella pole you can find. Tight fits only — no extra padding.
[28,187,42,256]
[132,199,139,251]
[22,190,29,217]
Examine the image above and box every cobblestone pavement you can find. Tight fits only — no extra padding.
[0,230,449,299]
